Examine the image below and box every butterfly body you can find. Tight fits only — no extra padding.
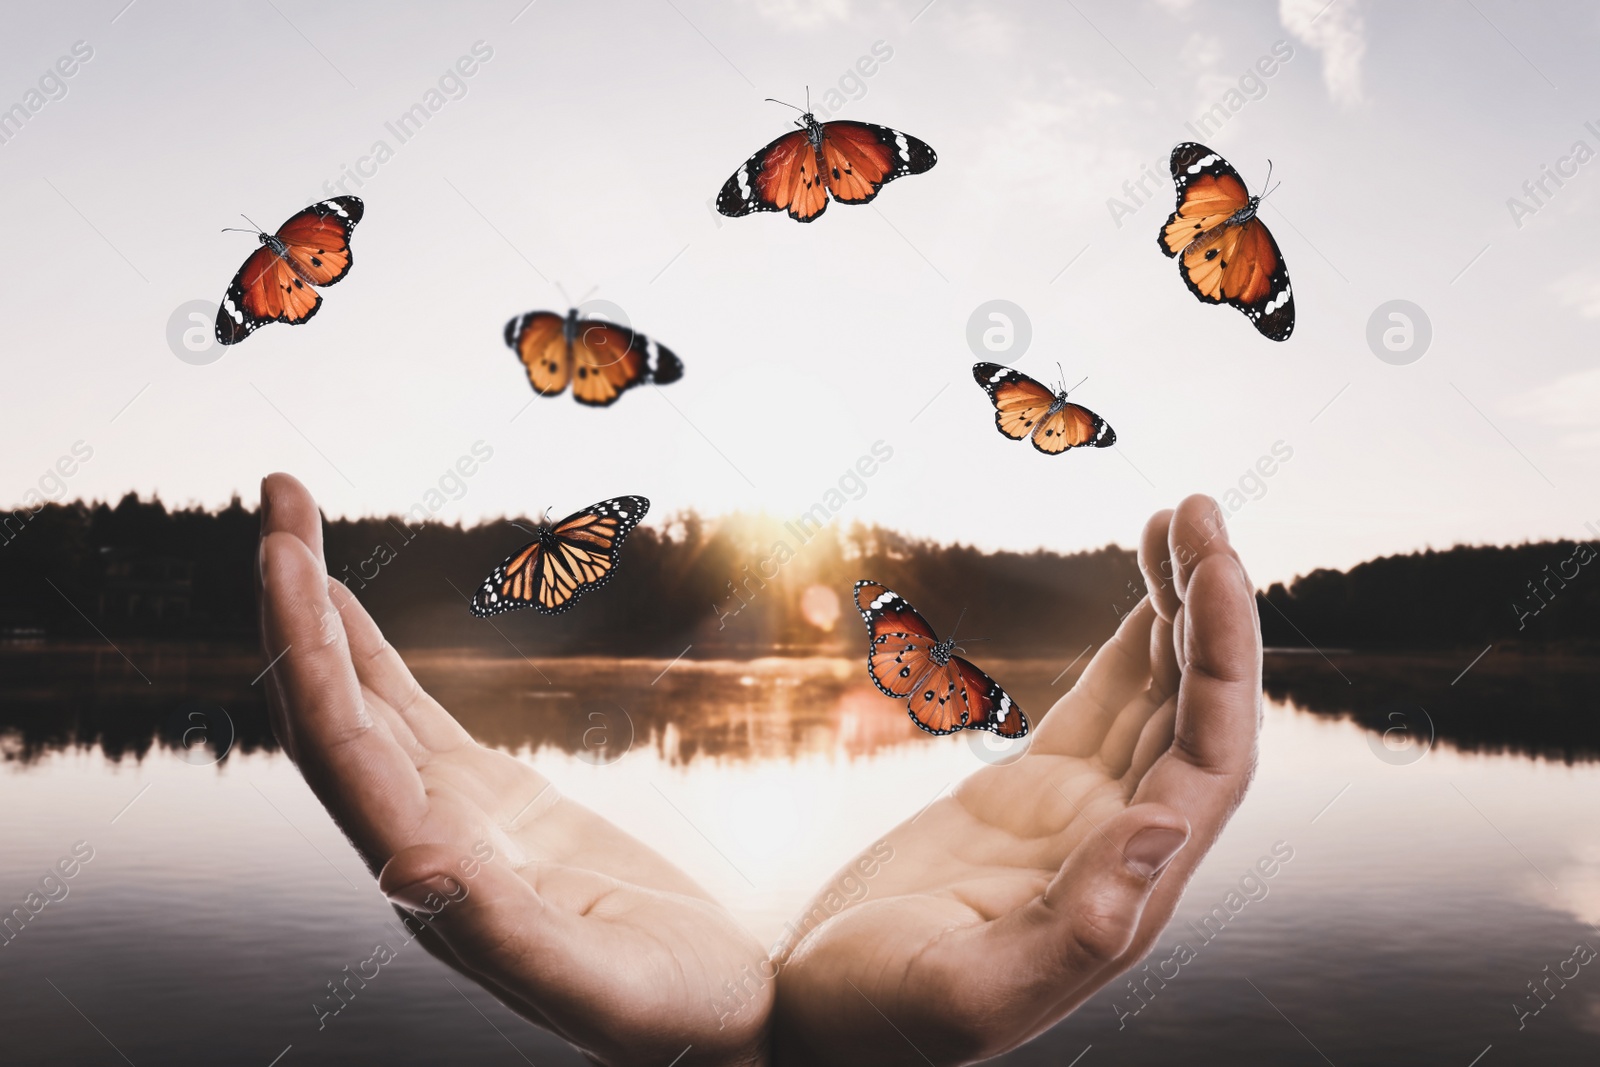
[971,362,1115,454]
[504,309,682,407]
[853,580,1028,738]
[215,196,363,345]
[717,111,937,223]
[1159,143,1294,341]
[470,496,648,617]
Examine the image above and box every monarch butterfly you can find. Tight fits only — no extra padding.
[1158,143,1294,341]
[504,309,683,407]
[215,197,363,345]
[717,97,937,223]
[972,362,1115,454]
[853,581,1028,738]
[470,497,649,617]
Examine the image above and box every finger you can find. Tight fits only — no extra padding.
[983,804,1190,1018]
[1128,557,1259,855]
[1033,597,1156,757]
[257,483,293,762]
[378,845,698,1062]
[1094,687,1165,779]
[262,527,426,859]
[1139,508,1178,621]
[261,472,325,561]
[257,474,326,763]
[1121,696,1177,787]
[1149,609,1180,703]
[1167,494,1243,601]
[326,578,473,754]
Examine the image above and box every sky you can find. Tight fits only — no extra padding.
[2,0,1598,585]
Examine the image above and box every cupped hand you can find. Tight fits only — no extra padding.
[771,495,1262,1066]
[257,473,771,1067]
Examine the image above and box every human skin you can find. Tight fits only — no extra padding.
[258,475,1259,1066]
[771,494,1262,1065]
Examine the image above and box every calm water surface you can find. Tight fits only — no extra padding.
[2,646,1597,1065]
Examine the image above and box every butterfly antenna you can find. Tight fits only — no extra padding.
[806,86,811,112]
[220,213,266,235]
[508,520,539,536]
[764,97,807,115]
[1065,375,1088,396]
[1258,160,1283,203]
[949,606,968,640]
[576,284,598,305]
[554,281,573,308]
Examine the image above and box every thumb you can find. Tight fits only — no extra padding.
[377,842,577,998]
[1010,804,1191,980]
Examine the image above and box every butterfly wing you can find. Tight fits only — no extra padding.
[505,311,571,396]
[215,245,323,345]
[952,656,1028,738]
[817,121,938,205]
[972,362,1057,441]
[854,580,941,694]
[1180,219,1295,341]
[717,129,830,223]
[536,496,650,613]
[1031,402,1114,455]
[275,196,363,286]
[1161,142,1294,341]
[469,540,544,617]
[570,321,650,407]
[1160,143,1251,258]
[646,335,684,385]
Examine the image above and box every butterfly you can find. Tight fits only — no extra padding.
[972,362,1115,455]
[215,196,364,345]
[717,98,937,223]
[504,310,683,407]
[853,581,1028,738]
[1158,143,1294,341]
[470,497,649,617]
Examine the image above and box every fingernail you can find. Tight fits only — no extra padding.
[1125,827,1188,879]
[385,875,460,915]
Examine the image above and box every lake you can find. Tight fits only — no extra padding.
[2,643,1597,1064]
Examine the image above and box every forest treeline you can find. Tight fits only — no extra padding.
[1,493,1595,655]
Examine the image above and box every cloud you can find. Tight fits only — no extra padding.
[1552,270,1600,318]
[1279,0,1366,106]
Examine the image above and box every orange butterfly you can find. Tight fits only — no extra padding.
[504,310,682,407]
[1158,143,1294,341]
[470,497,648,616]
[215,197,363,345]
[854,581,1028,738]
[972,362,1115,454]
[717,97,936,223]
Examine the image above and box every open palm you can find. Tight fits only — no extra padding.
[772,496,1262,1065]
[257,473,771,1067]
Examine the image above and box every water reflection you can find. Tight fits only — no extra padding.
[3,643,1598,765]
